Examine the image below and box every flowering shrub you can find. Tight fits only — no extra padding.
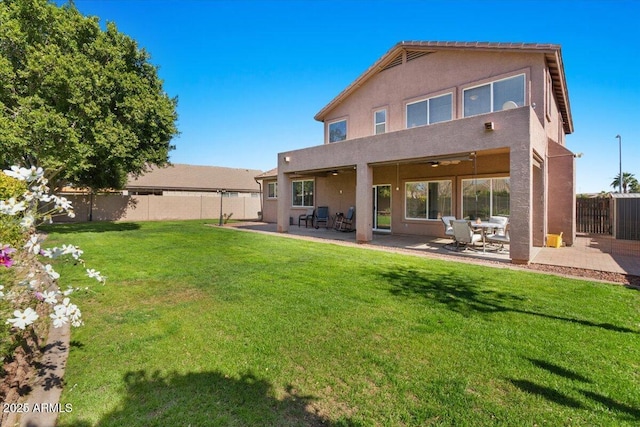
[0,166,105,336]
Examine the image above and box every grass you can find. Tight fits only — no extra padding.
[41,220,640,426]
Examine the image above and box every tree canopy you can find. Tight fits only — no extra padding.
[0,0,178,190]
[610,172,639,194]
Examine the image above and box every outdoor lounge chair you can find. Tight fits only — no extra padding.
[314,206,330,229]
[298,208,315,227]
[451,219,482,250]
[336,206,355,231]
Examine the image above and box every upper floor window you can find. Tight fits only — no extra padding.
[405,180,452,220]
[463,74,525,118]
[406,93,452,128]
[267,182,277,199]
[374,109,386,135]
[292,179,314,207]
[328,119,347,143]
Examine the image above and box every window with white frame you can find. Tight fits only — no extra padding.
[292,179,314,207]
[267,182,277,199]
[374,109,386,134]
[328,119,347,143]
[406,93,452,128]
[463,74,525,117]
[461,177,510,220]
[405,180,452,220]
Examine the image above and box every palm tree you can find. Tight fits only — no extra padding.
[611,172,639,193]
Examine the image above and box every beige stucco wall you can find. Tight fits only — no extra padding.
[57,194,261,223]
[260,179,278,223]
[322,50,553,145]
[547,142,576,245]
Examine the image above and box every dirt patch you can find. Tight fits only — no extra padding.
[525,263,640,288]
[1,335,41,427]
[0,304,50,426]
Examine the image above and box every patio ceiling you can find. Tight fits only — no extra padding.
[287,148,510,177]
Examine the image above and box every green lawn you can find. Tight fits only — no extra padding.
[43,221,639,426]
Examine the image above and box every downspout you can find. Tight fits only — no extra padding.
[255,178,263,221]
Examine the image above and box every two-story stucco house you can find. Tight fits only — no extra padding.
[264,41,576,264]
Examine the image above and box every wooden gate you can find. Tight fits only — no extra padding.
[576,197,611,234]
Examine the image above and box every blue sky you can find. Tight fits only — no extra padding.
[64,0,639,193]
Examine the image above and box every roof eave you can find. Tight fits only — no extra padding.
[314,42,406,122]
[546,50,574,134]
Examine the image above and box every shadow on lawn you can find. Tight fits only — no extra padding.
[526,358,592,383]
[507,378,640,422]
[508,358,640,422]
[509,379,584,409]
[60,370,361,427]
[381,268,638,334]
[39,221,140,234]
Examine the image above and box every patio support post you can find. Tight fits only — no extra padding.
[509,145,533,263]
[355,163,373,243]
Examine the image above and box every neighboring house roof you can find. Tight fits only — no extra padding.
[255,168,278,180]
[314,41,573,134]
[127,164,263,192]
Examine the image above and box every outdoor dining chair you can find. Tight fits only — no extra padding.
[451,220,482,250]
[489,216,509,235]
[298,208,315,227]
[486,223,510,252]
[441,216,456,239]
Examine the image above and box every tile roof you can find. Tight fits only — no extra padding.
[255,168,278,179]
[314,41,573,134]
[127,164,263,192]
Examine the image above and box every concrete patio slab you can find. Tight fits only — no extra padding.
[532,233,640,277]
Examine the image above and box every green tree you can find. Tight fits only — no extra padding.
[0,0,178,190]
[610,172,638,193]
[0,173,27,247]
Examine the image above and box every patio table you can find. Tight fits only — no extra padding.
[472,221,505,252]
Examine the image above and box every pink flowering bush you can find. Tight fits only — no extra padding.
[0,166,105,338]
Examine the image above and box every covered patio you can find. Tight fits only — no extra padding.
[231,221,512,264]
[227,221,640,279]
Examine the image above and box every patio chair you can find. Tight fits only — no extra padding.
[298,208,314,228]
[486,223,510,252]
[336,206,355,231]
[441,216,456,238]
[314,206,330,229]
[451,220,482,251]
[489,216,509,236]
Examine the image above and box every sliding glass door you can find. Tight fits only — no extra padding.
[373,185,391,231]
